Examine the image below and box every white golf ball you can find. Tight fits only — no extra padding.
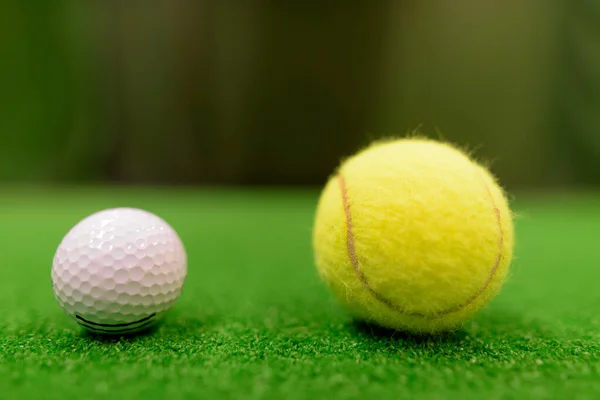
[51,207,187,334]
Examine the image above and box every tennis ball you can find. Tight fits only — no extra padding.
[312,137,514,334]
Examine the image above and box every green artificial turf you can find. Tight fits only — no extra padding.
[1,187,600,399]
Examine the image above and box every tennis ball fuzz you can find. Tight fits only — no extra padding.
[312,138,514,334]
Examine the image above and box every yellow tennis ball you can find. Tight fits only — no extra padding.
[312,137,514,334]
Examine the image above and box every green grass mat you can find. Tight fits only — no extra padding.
[1,188,599,399]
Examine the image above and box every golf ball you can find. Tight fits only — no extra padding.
[51,207,187,334]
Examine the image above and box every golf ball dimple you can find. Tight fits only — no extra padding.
[52,208,187,335]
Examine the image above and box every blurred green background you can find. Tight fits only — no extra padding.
[1,1,599,190]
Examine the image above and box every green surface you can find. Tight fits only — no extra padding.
[1,188,600,399]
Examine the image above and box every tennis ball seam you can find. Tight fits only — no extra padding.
[337,173,504,319]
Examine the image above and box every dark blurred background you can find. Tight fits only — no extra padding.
[1,1,599,190]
